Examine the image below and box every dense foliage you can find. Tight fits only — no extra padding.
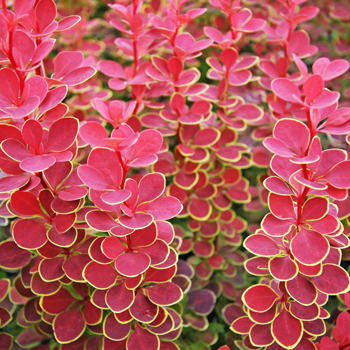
[0,0,350,349]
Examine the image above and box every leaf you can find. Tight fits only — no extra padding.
[273,119,309,157]
[146,282,183,306]
[289,302,319,321]
[12,219,47,250]
[324,161,350,188]
[102,189,131,205]
[98,60,125,78]
[79,122,108,147]
[263,177,293,195]
[187,289,216,316]
[141,196,182,220]
[129,129,163,163]
[14,0,35,16]
[104,313,131,341]
[56,15,81,31]
[61,66,97,86]
[63,254,91,282]
[322,59,349,81]
[35,0,56,33]
[53,309,86,343]
[286,274,317,305]
[86,210,117,231]
[119,213,153,229]
[137,240,169,266]
[129,291,158,323]
[12,96,41,119]
[250,324,274,347]
[242,285,278,312]
[41,288,78,314]
[269,255,298,281]
[130,223,157,248]
[187,198,211,221]
[20,154,56,172]
[271,78,301,103]
[0,240,32,269]
[230,316,254,334]
[220,48,237,69]
[106,282,134,313]
[271,308,303,348]
[39,256,65,281]
[38,86,68,117]
[87,147,122,188]
[303,74,324,103]
[101,237,126,260]
[138,173,165,204]
[268,194,295,220]
[313,264,350,294]
[127,324,160,350]
[77,165,109,190]
[83,261,117,289]
[244,234,281,256]
[1,138,32,161]
[301,197,328,221]
[0,68,20,105]
[115,252,150,277]
[45,117,79,152]
[0,175,29,192]
[54,51,84,79]
[291,228,329,265]
[192,128,220,147]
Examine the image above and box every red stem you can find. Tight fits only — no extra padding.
[1,0,7,16]
[116,150,129,189]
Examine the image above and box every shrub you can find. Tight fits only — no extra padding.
[0,0,350,349]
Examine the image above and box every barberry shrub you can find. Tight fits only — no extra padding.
[0,0,350,350]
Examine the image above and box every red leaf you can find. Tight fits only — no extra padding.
[242,284,278,312]
[115,251,150,277]
[269,255,298,281]
[0,175,29,193]
[303,74,324,103]
[54,51,83,78]
[146,282,183,306]
[127,323,160,350]
[138,173,165,204]
[45,117,79,152]
[187,289,216,316]
[53,308,85,343]
[271,308,303,348]
[286,274,317,305]
[0,240,31,269]
[268,194,295,220]
[291,228,329,265]
[244,234,280,257]
[313,264,350,294]
[12,219,47,250]
[56,15,81,31]
[106,283,134,313]
[83,261,117,289]
[104,313,131,341]
[129,291,158,323]
[230,316,254,334]
[324,161,350,188]
[273,119,309,157]
[41,288,78,314]
[250,324,274,347]
[271,78,301,103]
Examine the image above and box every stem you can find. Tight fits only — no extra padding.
[297,110,313,221]
[133,36,138,76]
[116,150,129,189]
[1,0,7,16]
